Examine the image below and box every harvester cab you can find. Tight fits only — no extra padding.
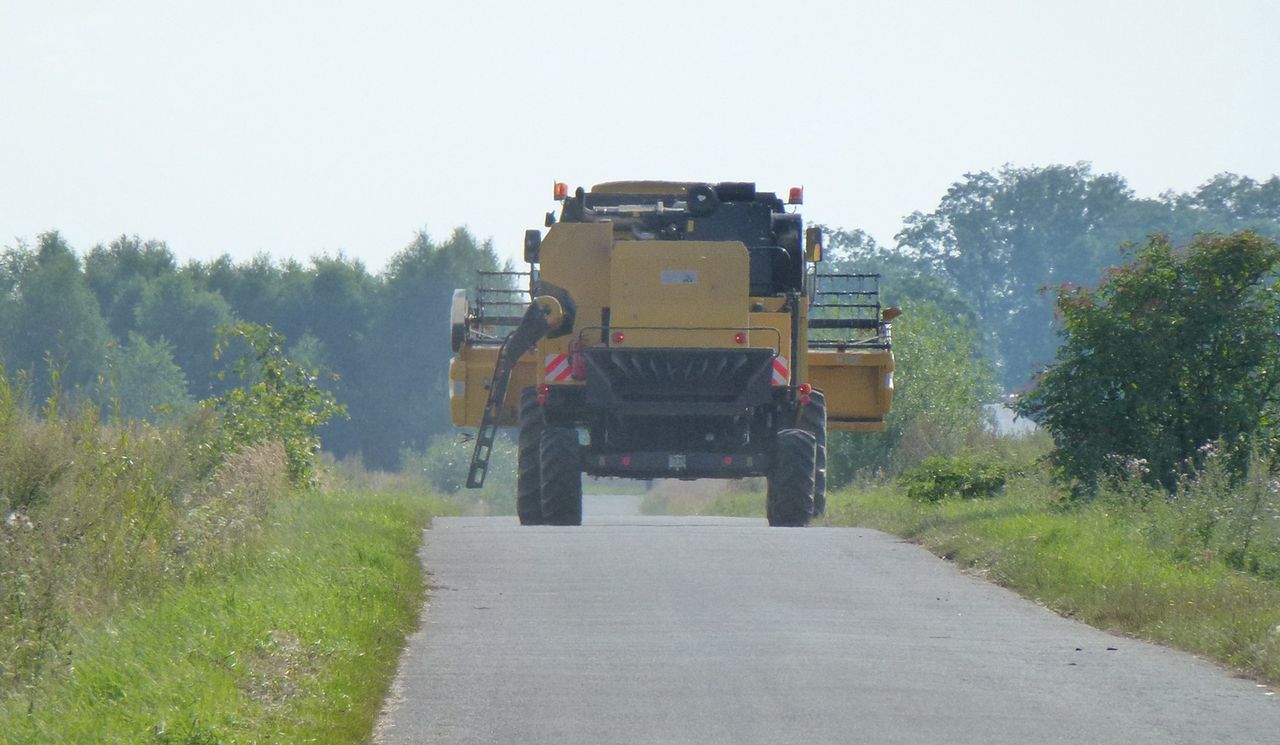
[448,181,895,527]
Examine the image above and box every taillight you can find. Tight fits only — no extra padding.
[733,332,746,344]
[621,456,632,466]
[612,331,625,344]
[569,340,587,380]
[722,455,734,465]
[537,383,550,405]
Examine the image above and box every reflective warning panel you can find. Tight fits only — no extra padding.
[771,356,789,386]
[545,353,572,382]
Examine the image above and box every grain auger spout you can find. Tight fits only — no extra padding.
[465,286,574,488]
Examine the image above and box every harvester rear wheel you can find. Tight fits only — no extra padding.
[797,391,828,517]
[539,426,583,526]
[767,428,816,527]
[516,387,545,525]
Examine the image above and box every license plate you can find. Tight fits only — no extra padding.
[668,454,687,470]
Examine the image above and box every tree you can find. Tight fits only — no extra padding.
[206,322,344,486]
[104,333,194,421]
[301,254,377,459]
[360,228,504,468]
[896,164,1136,390]
[822,225,982,333]
[0,232,110,402]
[134,274,235,398]
[1015,231,1280,492]
[826,302,997,484]
[82,236,177,340]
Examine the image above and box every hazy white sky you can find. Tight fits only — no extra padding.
[2,1,1277,271]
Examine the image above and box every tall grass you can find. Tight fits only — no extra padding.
[0,362,459,741]
[2,488,453,743]
[0,395,290,713]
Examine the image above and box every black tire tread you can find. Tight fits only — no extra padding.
[516,387,545,525]
[540,426,583,526]
[796,391,828,517]
[767,428,816,527]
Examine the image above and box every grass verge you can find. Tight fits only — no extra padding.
[822,476,1280,684]
[2,488,453,744]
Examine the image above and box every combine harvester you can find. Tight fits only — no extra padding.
[449,181,895,526]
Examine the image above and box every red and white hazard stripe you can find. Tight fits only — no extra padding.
[544,353,572,382]
[771,356,789,386]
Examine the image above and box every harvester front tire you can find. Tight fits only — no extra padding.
[516,387,545,525]
[767,428,816,527]
[539,426,583,526]
[797,391,828,517]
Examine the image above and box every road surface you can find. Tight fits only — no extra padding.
[375,515,1280,744]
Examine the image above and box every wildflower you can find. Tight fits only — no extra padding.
[4,511,34,531]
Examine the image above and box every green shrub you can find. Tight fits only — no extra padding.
[898,455,1007,502]
[1017,232,1280,493]
[205,322,344,487]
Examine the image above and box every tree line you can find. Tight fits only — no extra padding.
[0,228,502,469]
[826,166,1280,390]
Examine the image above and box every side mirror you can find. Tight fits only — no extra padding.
[805,226,823,263]
[524,229,542,263]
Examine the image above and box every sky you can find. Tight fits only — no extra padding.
[2,1,1278,272]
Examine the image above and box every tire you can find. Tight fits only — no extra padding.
[539,426,583,526]
[449,289,468,352]
[516,387,546,525]
[766,428,816,527]
[796,391,828,517]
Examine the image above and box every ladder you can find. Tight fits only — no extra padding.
[465,302,552,488]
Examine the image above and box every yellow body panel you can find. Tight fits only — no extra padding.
[536,222,614,374]
[807,349,894,432]
[748,312,789,360]
[449,345,537,428]
[539,222,613,316]
[609,241,749,348]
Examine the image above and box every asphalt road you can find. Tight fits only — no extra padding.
[375,514,1280,744]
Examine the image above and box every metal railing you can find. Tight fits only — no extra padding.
[808,272,889,350]
[474,270,532,333]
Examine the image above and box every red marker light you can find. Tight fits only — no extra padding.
[788,186,804,205]
[734,332,746,344]
[554,182,569,200]
[723,455,734,465]
[537,394,547,405]
[797,383,812,395]
[569,340,587,380]
[612,331,625,343]
[539,384,551,394]
[800,395,811,405]
[621,456,632,466]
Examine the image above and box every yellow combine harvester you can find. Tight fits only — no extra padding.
[449,181,895,526]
